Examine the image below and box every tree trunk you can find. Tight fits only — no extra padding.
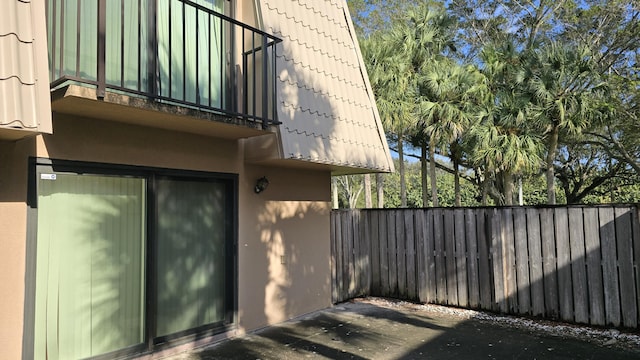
[399,135,407,208]
[429,137,439,207]
[421,143,429,207]
[453,156,461,207]
[504,171,514,206]
[518,176,523,206]
[481,170,489,206]
[332,177,339,209]
[482,179,488,205]
[376,173,384,208]
[364,174,372,208]
[546,126,559,204]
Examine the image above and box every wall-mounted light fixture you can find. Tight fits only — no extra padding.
[254,176,269,194]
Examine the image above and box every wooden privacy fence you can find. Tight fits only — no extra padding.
[331,206,640,328]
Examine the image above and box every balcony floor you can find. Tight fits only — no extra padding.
[51,85,274,140]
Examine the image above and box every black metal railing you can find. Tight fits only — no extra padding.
[47,0,281,128]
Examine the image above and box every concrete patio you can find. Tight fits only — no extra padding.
[165,298,640,360]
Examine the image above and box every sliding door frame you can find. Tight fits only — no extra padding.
[24,157,238,359]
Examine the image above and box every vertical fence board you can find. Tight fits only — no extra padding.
[353,211,361,297]
[360,210,371,296]
[526,208,544,317]
[424,210,437,303]
[555,208,574,322]
[477,209,492,310]
[342,212,349,302]
[465,209,480,308]
[455,209,468,307]
[568,208,589,324]
[380,211,390,297]
[351,211,358,297]
[387,211,398,297]
[434,209,447,304]
[444,210,458,305]
[583,208,605,326]
[351,211,360,297]
[540,208,559,318]
[600,207,621,327]
[633,207,640,326]
[615,207,637,328]
[502,208,517,313]
[406,211,417,300]
[514,208,531,315]
[330,213,338,303]
[370,211,381,295]
[334,213,344,302]
[415,210,426,302]
[347,211,356,298]
[490,208,506,312]
[396,211,407,298]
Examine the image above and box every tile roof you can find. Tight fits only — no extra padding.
[259,0,393,173]
[0,0,51,135]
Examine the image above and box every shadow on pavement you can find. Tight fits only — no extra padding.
[180,299,640,360]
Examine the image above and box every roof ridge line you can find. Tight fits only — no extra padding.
[279,101,377,129]
[0,75,35,85]
[278,77,371,108]
[264,1,346,29]
[0,32,33,44]
[283,127,384,149]
[278,55,365,89]
[274,32,356,64]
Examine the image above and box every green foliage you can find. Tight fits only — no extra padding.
[334,159,483,209]
[382,161,423,208]
[347,0,640,207]
[347,0,444,37]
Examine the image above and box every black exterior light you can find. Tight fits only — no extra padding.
[254,176,269,193]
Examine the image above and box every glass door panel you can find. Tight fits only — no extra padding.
[156,178,227,336]
[34,172,146,359]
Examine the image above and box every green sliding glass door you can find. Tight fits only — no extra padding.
[31,164,235,358]
[34,172,146,359]
[156,178,228,336]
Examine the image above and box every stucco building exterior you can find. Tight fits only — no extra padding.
[0,1,392,358]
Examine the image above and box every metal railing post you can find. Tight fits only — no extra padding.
[97,0,106,98]
[147,0,158,97]
[262,34,268,129]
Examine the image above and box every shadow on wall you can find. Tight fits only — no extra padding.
[0,138,36,202]
[256,200,332,326]
[270,3,390,170]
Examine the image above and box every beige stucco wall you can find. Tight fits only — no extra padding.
[0,138,36,360]
[1,114,331,357]
[238,165,331,332]
[35,114,243,172]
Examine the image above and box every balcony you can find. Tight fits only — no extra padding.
[47,0,281,138]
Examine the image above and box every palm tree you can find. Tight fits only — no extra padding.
[419,61,487,206]
[395,5,457,207]
[471,40,544,205]
[361,4,453,208]
[362,32,419,207]
[526,42,602,204]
